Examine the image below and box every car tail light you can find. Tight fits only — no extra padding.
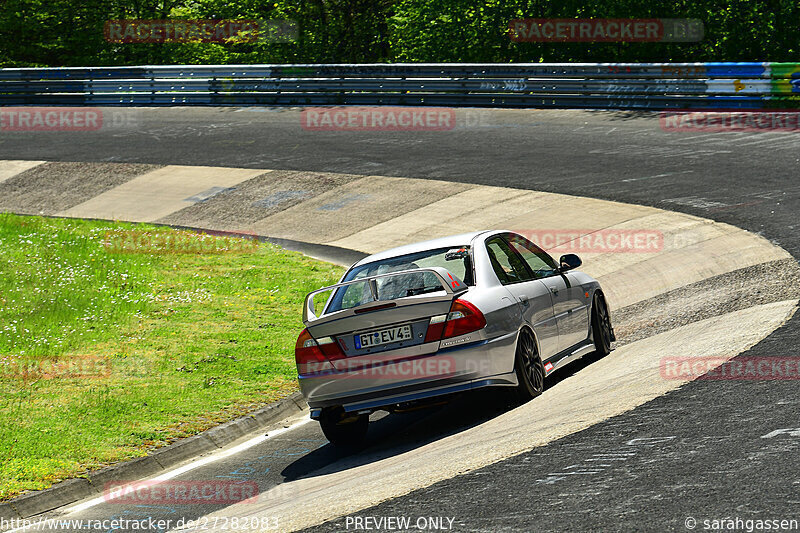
[295,328,325,366]
[424,314,447,343]
[295,328,345,367]
[444,299,487,338]
[424,299,486,343]
[316,336,345,360]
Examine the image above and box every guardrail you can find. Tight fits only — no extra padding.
[0,62,798,109]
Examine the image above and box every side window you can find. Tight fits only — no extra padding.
[507,234,559,279]
[485,237,532,285]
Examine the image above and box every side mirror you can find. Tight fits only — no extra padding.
[559,254,582,272]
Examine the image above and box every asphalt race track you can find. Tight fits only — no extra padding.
[1,107,799,532]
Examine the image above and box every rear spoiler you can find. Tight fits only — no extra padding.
[303,267,468,325]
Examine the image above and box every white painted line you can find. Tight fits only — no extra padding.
[2,416,314,533]
[196,301,795,532]
[65,417,313,514]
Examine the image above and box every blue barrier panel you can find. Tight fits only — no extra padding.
[704,62,768,78]
[1,63,799,109]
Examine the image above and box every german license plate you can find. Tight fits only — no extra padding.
[354,324,413,349]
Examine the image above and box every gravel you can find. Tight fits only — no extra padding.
[612,257,800,346]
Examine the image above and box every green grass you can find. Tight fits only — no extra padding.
[0,213,344,500]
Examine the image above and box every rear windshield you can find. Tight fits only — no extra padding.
[325,246,473,313]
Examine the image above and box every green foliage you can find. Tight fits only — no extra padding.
[0,0,800,67]
[0,214,344,500]
[0,1,797,67]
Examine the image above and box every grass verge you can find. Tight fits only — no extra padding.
[0,213,344,500]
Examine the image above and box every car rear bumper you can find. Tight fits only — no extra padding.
[311,374,518,417]
[299,331,518,412]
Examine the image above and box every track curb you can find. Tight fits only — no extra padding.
[1,391,307,520]
[0,158,795,529]
[165,223,368,268]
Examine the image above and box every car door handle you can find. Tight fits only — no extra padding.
[518,294,530,307]
[549,287,559,296]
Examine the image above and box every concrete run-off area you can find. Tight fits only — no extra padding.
[0,159,796,530]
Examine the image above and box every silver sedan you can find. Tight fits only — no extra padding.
[295,230,615,446]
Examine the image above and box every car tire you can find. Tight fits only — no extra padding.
[513,329,545,402]
[319,407,369,448]
[591,292,614,358]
